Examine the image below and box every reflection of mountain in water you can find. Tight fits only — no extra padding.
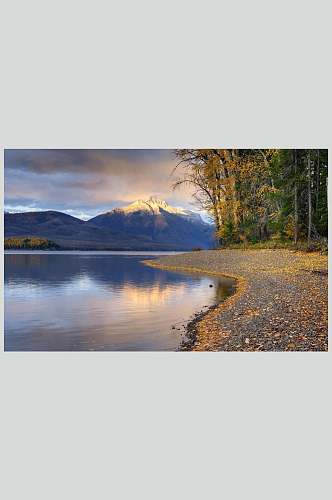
[5,254,235,303]
[5,253,236,351]
[5,254,183,287]
[120,282,186,306]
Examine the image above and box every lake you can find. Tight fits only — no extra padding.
[4,252,236,351]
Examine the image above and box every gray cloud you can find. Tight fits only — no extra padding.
[5,149,195,219]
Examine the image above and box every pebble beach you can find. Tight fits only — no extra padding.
[144,249,328,351]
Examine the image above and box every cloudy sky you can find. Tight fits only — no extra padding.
[5,149,196,220]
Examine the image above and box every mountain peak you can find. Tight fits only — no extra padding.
[121,197,186,215]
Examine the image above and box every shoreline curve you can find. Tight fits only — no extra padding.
[143,259,246,351]
[143,249,328,352]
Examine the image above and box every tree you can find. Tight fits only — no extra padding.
[172,148,328,248]
[294,149,299,244]
[307,150,312,246]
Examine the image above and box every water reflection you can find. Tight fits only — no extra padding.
[5,253,235,351]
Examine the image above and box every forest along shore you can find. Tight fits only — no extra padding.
[144,249,328,351]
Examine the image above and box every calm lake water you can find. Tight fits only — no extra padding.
[4,252,235,351]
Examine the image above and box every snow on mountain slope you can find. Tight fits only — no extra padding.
[120,197,204,221]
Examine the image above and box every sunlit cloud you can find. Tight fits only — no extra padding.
[5,149,196,218]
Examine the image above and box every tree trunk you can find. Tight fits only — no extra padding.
[294,150,298,244]
[316,149,320,213]
[307,151,312,246]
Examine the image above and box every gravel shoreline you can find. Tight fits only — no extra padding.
[144,249,328,351]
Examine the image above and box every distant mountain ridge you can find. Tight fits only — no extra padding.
[5,198,215,250]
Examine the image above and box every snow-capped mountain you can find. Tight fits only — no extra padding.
[122,197,186,215]
[5,198,215,250]
[89,198,214,250]
[120,197,203,221]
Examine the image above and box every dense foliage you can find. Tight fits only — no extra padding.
[4,237,59,250]
[173,149,328,249]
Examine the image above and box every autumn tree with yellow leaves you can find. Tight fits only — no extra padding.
[173,149,327,248]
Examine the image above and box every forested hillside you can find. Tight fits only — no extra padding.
[173,149,328,249]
